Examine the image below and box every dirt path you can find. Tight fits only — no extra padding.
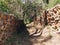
[4,25,60,45]
[42,26,60,45]
[31,26,60,45]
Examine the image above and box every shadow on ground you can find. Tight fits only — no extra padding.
[4,20,33,45]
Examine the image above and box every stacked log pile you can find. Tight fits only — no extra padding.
[0,13,19,45]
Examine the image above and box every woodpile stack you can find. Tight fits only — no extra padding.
[0,13,20,45]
